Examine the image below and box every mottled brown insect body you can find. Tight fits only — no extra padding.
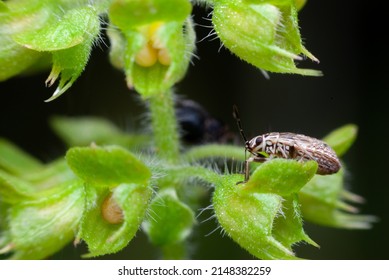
[247,132,341,174]
[233,106,341,182]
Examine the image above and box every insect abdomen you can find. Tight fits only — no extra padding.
[313,152,341,175]
[294,139,341,175]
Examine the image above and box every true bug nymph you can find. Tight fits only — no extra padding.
[232,105,341,183]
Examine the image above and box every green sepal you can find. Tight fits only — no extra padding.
[0,138,78,202]
[213,175,307,259]
[297,124,376,229]
[215,0,305,10]
[0,171,36,203]
[272,194,318,248]
[66,145,151,187]
[0,138,43,176]
[212,0,321,75]
[50,116,149,148]
[9,5,100,101]
[22,159,77,191]
[12,7,99,51]
[0,1,49,80]
[79,182,152,257]
[130,63,170,97]
[0,36,43,81]
[143,188,195,246]
[242,159,318,196]
[322,124,358,157]
[44,33,97,102]
[300,169,377,229]
[0,199,10,246]
[294,0,307,10]
[107,27,126,70]
[7,180,84,259]
[0,2,103,95]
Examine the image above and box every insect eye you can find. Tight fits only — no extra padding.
[255,136,263,145]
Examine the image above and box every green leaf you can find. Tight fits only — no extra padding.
[143,188,195,246]
[322,124,358,157]
[243,158,318,196]
[79,182,152,257]
[66,145,151,187]
[7,180,84,259]
[50,116,149,148]
[213,0,321,75]
[50,116,120,147]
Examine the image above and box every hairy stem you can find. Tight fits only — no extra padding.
[147,90,180,163]
[183,144,244,162]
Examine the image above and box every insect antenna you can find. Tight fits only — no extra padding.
[233,105,249,181]
[232,105,248,143]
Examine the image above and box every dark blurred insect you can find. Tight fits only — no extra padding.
[176,99,236,145]
[232,105,341,183]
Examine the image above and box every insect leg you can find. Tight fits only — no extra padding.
[244,157,253,182]
[276,143,289,158]
[236,157,256,184]
[241,155,267,183]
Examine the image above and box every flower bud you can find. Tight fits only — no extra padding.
[1,180,84,259]
[108,0,196,97]
[213,174,317,259]
[212,0,321,75]
[0,1,101,101]
[66,145,152,257]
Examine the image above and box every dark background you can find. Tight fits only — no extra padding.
[1,1,387,259]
